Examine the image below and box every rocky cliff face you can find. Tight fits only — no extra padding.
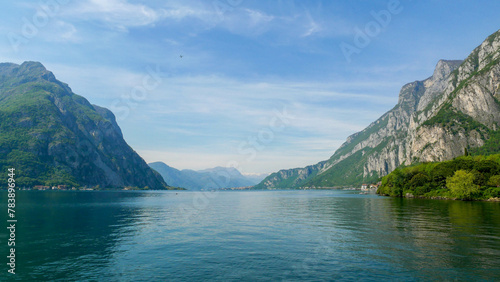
[255,29,500,189]
[0,61,168,189]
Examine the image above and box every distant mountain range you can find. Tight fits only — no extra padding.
[255,28,500,189]
[0,61,168,189]
[149,162,267,190]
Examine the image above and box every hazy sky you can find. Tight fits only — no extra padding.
[1,0,500,175]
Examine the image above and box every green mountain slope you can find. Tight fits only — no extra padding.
[256,28,500,189]
[0,61,167,189]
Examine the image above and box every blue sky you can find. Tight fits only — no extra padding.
[1,0,500,175]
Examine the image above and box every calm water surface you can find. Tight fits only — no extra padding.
[1,190,500,281]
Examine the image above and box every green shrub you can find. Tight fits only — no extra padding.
[473,160,500,179]
[408,173,430,189]
[471,169,487,187]
[446,170,480,200]
[415,183,432,195]
[483,187,500,198]
[487,175,500,187]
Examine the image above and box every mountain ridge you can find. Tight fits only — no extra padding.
[0,61,168,189]
[149,162,265,190]
[255,29,500,189]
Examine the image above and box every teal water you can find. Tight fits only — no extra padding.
[1,190,500,281]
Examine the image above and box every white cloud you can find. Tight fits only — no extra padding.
[77,0,160,28]
[57,21,78,41]
[55,0,356,42]
[41,21,80,43]
[301,12,322,37]
[245,8,275,26]
[66,0,208,31]
[211,8,276,36]
[164,38,181,46]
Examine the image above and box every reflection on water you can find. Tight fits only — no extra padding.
[1,190,499,281]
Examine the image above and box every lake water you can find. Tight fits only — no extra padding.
[1,190,500,281]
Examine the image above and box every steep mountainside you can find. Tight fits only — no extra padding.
[149,162,260,190]
[0,61,167,189]
[255,29,500,189]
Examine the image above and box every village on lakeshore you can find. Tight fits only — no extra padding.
[17,185,146,191]
[361,182,381,191]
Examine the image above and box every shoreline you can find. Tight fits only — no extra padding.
[378,192,500,202]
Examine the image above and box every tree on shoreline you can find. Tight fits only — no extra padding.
[446,170,480,200]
